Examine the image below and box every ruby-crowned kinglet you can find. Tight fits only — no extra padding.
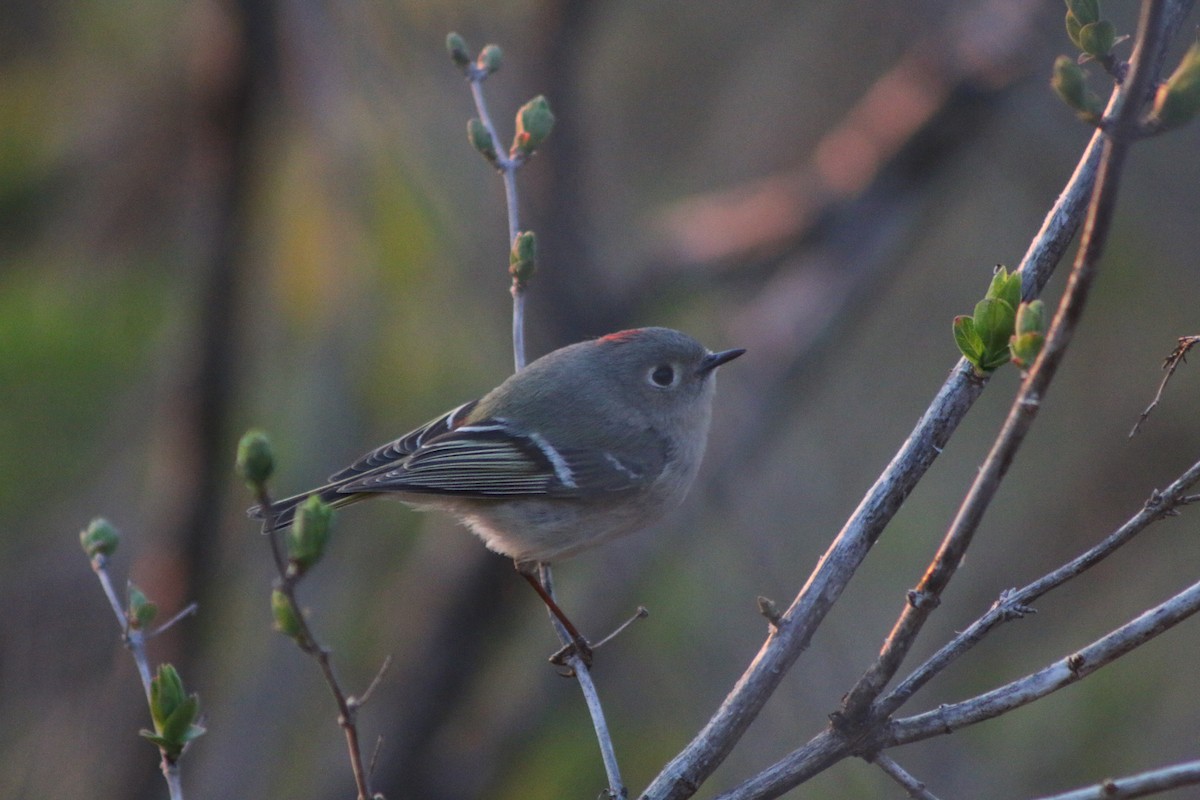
[251,327,744,565]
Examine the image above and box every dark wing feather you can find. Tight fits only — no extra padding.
[326,400,479,483]
[337,419,665,499]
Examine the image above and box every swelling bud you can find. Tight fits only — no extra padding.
[287,495,333,574]
[512,95,555,157]
[237,430,275,489]
[509,231,537,285]
[80,517,120,560]
[446,32,471,70]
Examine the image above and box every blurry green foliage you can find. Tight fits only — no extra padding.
[0,267,166,524]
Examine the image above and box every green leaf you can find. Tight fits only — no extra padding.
[953,316,983,364]
[985,266,1022,311]
[1066,11,1084,49]
[974,297,1015,350]
[1152,40,1200,129]
[1065,0,1099,26]
[1079,20,1115,58]
[1050,56,1104,122]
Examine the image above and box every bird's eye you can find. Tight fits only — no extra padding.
[649,364,676,387]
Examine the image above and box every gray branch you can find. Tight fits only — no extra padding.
[1030,759,1200,800]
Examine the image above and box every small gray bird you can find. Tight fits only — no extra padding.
[250,327,744,566]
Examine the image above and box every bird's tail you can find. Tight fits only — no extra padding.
[247,483,363,532]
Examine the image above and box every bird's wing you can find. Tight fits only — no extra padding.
[326,400,480,483]
[337,418,662,498]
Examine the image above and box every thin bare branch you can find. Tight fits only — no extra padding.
[888,575,1200,744]
[538,564,626,798]
[877,455,1200,716]
[1031,759,1200,800]
[871,754,943,800]
[256,488,376,800]
[149,603,200,639]
[464,60,527,370]
[1130,335,1200,436]
[87,552,185,800]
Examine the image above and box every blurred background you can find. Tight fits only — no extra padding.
[3,1,1200,798]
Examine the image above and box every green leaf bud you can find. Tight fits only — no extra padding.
[972,297,1016,369]
[127,583,158,630]
[1051,56,1103,121]
[1066,11,1084,50]
[1014,298,1046,336]
[467,118,498,165]
[141,664,205,759]
[272,588,303,640]
[287,495,332,574]
[1010,300,1047,370]
[477,44,502,75]
[1078,20,1115,58]
[236,430,275,489]
[1010,332,1046,370]
[446,32,471,70]
[512,95,555,157]
[509,231,538,285]
[985,265,1021,312]
[80,517,120,560]
[1151,41,1200,130]
[953,316,984,369]
[1065,0,1099,26]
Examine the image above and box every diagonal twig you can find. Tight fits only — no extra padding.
[255,488,378,800]
[887,574,1200,744]
[877,455,1200,717]
[1130,335,1200,436]
[1030,759,1200,800]
[870,753,943,800]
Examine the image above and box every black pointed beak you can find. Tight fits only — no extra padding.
[697,347,746,376]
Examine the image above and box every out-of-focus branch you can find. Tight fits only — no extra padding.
[648,0,1046,275]
[1030,760,1200,800]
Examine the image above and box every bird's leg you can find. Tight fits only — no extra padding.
[516,561,593,668]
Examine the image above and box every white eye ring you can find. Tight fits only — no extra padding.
[648,364,677,388]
